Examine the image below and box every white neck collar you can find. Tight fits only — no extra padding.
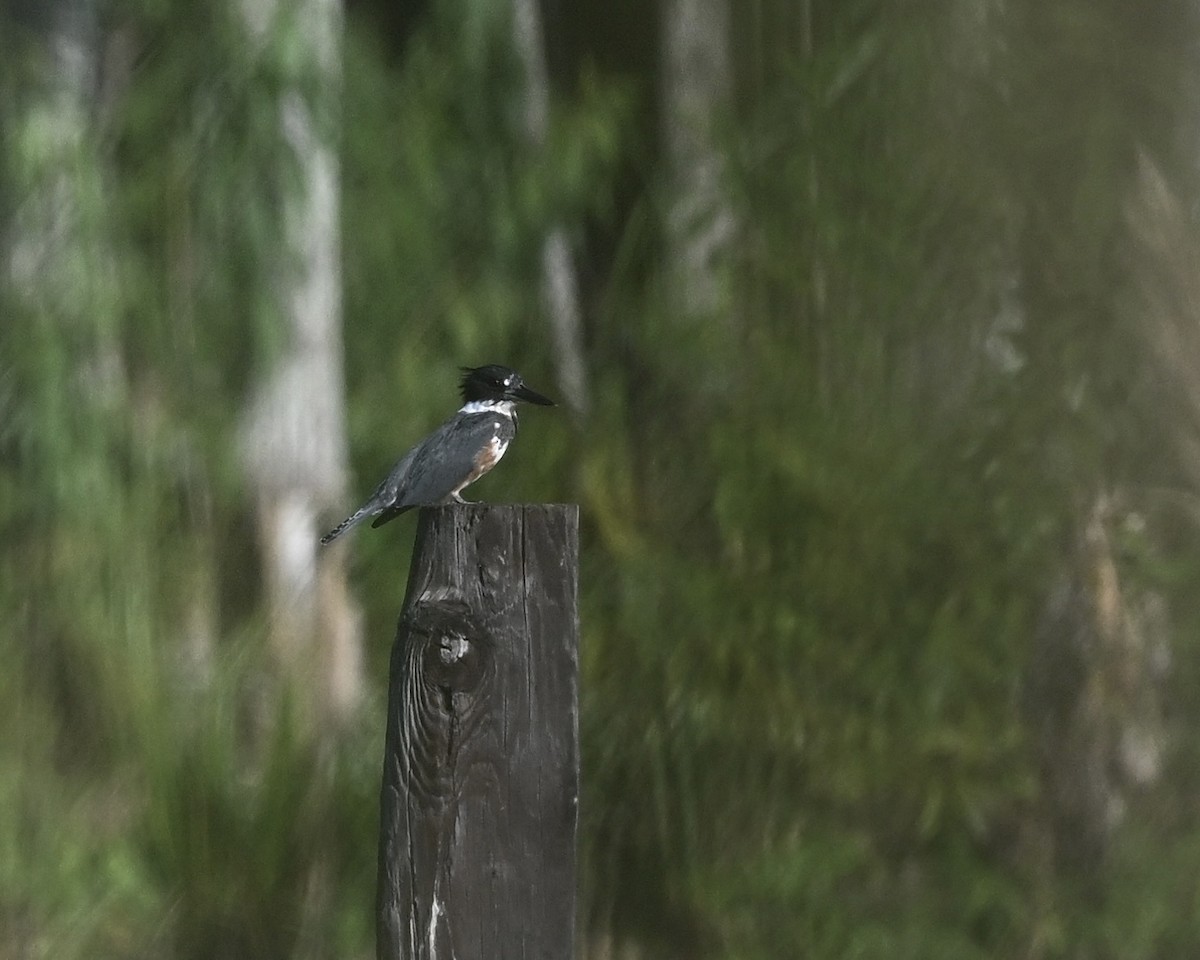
[459,399,516,417]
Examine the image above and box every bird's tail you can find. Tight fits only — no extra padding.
[320,506,372,545]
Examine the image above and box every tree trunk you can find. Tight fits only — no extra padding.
[237,0,361,725]
[7,0,114,354]
[1025,492,1169,881]
[661,0,735,324]
[512,0,590,422]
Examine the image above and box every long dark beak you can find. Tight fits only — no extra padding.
[512,382,555,406]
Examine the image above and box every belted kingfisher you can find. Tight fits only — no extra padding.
[319,364,555,545]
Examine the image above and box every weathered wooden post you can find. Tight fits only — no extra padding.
[376,503,579,960]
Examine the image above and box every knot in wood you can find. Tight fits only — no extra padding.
[439,634,471,665]
[420,628,488,697]
[404,600,492,698]
[395,601,495,803]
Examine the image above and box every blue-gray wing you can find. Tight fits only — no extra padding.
[370,413,514,526]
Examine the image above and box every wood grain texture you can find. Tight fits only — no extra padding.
[377,504,579,960]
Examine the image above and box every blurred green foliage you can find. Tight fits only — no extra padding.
[3,0,1200,958]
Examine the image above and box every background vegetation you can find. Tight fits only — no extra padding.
[4,0,1200,957]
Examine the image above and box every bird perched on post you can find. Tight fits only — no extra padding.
[319,364,555,545]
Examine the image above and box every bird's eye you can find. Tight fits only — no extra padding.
[503,376,513,387]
